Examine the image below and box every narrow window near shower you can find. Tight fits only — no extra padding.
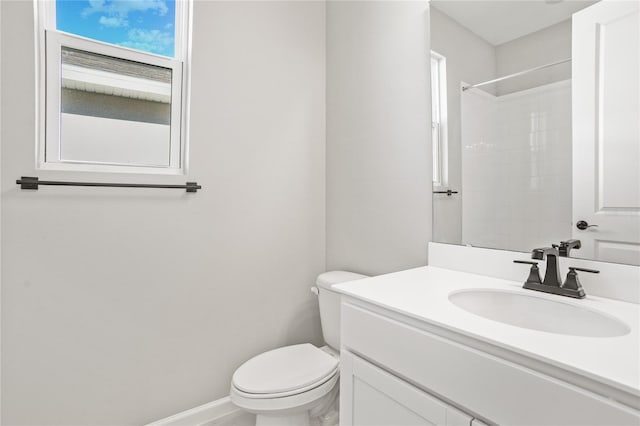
[431,51,448,187]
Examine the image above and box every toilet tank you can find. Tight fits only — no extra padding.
[316,271,368,350]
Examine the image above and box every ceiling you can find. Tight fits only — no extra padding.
[431,0,599,46]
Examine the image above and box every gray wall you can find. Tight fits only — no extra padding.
[430,7,496,245]
[1,1,326,424]
[496,19,572,95]
[326,1,432,276]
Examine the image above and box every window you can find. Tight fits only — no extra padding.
[430,51,448,186]
[35,0,192,174]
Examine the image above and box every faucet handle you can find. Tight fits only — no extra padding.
[513,260,542,286]
[513,260,538,265]
[568,267,599,274]
[561,267,599,299]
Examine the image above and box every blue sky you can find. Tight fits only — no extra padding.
[56,0,176,57]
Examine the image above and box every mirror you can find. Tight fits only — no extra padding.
[430,0,640,266]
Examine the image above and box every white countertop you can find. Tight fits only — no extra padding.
[334,266,640,398]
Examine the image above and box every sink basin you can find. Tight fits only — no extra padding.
[449,289,630,338]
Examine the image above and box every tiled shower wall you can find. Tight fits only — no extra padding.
[461,80,572,252]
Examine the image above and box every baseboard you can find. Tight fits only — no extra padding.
[146,396,251,426]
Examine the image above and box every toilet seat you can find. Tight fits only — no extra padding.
[230,344,340,414]
[233,367,338,399]
[231,344,338,396]
[231,371,339,414]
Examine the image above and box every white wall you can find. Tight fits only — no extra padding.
[1,1,326,424]
[462,81,573,252]
[0,1,3,421]
[496,19,572,96]
[430,7,496,245]
[326,1,432,276]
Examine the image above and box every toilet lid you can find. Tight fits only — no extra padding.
[232,344,339,394]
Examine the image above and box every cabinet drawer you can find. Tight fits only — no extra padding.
[340,350,473,426]
[341,302,640,426]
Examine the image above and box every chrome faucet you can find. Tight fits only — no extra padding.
[513,241,599,299]
[531,247,562,287]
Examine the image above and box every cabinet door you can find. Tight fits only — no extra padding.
[340,350,473,426]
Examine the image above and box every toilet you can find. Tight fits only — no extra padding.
[230,271,368,426]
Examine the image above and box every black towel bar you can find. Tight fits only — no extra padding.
[432,189,458,196]
[16,176,201,193]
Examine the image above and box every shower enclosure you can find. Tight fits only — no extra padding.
[461,76,572,252]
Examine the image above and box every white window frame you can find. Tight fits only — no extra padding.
[34,0,192,175]
[431,50,448,188]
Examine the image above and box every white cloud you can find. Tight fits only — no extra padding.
[88,0,106,9]
[99,16,128,27]
[82,0,169,18]
[119,28,174,54]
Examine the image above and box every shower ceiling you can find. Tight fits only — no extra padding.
[430,0,599,45]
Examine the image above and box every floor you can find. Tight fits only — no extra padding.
[208,410,340,426]
[207,411,256,426]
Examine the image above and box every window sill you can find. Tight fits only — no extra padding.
[37,162,185,176]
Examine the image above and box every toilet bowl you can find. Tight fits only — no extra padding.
[230,271,368,426]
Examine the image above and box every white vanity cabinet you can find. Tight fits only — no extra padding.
[339,299,640,426]
[340,350,474,426]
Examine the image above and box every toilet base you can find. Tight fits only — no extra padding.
[256,412,310,426]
